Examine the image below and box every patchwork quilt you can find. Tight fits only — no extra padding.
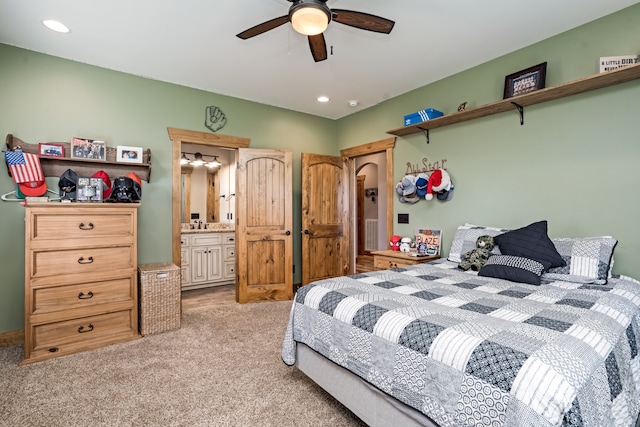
[282,259,640,427]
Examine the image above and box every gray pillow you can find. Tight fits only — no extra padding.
[447,223,507,263]
[542,236,617,284]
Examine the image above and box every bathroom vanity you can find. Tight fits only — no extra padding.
[180,225,235,290]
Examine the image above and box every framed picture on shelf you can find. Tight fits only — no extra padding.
[38,143,65,158]
[116,145,143,164]
[71,137,106,161]
[503,62,547,99]
[415,229,442,256]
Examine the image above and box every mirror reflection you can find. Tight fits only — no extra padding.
[181,143,235,226]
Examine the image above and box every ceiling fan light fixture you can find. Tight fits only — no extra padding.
[290,2,330,36]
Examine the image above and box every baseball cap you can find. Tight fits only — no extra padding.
[18,180,47,197]
[92,170,112,199]
[436,182,455,201]
[415,173,429,197]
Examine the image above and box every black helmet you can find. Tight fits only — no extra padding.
[107,176,141,202]
[58,169,78,201]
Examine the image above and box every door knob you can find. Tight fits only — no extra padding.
[285,230,291,236]
[303,229,309,235]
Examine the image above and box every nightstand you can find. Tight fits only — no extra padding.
[371,250,439,270]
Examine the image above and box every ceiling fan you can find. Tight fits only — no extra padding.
[236,0,395,62]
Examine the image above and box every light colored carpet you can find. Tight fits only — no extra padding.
[0,301,366,427]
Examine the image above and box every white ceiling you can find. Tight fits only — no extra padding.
[1,0,637,120]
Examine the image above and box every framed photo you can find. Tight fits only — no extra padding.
[38,143,65,158]
[414,229,442,256]
[116,145,143,164]
[71,137,106,161]
[503,62,547,99]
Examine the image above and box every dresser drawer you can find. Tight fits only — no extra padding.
[31,245,135,279]
[32,277,134,315]
[31,310,135,359]
[373,256,419,270]
[31,211,135,241]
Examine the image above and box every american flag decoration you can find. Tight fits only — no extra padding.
[4,149,44,184]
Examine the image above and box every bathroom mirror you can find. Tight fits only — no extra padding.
[181,143,235,225]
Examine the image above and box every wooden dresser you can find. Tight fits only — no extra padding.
[21,203,140,365]
[371,250,439,270]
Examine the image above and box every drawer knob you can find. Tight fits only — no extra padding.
[78,256,94,264]
[48,347,59,353]
[78,222,94,230]
[78,324,94,333]
[78,291,94,300]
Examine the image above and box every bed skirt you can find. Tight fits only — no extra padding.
[295,343,439,427]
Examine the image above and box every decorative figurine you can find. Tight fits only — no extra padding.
[400,237,412,253]
[390,235,402,251]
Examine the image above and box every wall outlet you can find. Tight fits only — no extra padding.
[398,213,409,224]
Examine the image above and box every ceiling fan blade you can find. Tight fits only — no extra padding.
[331,9,395,34]
[308,34,327,62]
[236,15,289,39]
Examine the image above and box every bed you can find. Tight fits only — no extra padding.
[282,222,640,426]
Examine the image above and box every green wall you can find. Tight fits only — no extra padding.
[0,43,336,332]
[337,4,640,276]
[1,4,639,333]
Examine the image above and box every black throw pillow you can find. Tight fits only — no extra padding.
[494,220,565,268]
[478,255,551,285]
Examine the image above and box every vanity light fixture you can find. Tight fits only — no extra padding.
[206,156,222,168]
[190,152,205,166]
[181,152,222,168]
[180,153,190,165]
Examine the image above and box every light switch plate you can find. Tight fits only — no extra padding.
[398,213,409,224]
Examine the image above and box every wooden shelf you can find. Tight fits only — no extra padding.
[387,63,640,137]
[5,134,152,182]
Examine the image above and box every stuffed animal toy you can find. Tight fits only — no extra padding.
[458,235,495,271]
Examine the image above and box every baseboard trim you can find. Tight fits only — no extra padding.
[0,329,24,347]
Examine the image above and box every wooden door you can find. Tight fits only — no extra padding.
[206,170,220,222]
[236,148,293,303]
[356,175,365,255]
[301,153,350,286]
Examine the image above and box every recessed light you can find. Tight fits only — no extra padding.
[317,96,330,103]
[348,100,359,107]
[43,20,70,33]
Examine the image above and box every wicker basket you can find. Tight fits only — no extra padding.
[138,263,181,335]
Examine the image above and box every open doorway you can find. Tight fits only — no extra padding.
[356,160,385,256]
[340,137,396,274]
[167,128,250,268]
